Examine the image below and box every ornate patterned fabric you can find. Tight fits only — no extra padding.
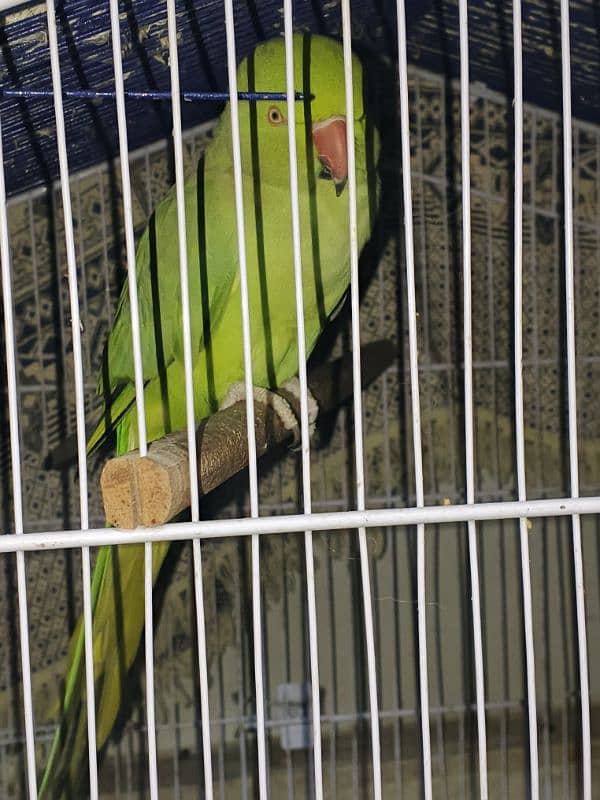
[0,69,598,795]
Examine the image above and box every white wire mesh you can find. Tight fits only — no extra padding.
[512,1,540,797]
[0,2,597,799]
[395,3,431,797]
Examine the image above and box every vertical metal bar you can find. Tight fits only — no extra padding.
[395,2,432,797]
[108,0,147,452]
[457,2,488,797]
[165,0,199,539]
[512,2,540,797]
[0,108,38,800]
[280,543,295,799]
[190,538,213,792]
[143,544,158,799]
[281,7,323,798]
[458,710,465,798]
[559,3,591,797]
[165,2,214,796]
[340,4,382,797]
[221,3,267,796]
[541,520,552,800]
[391,531,403,800]
[44,2,99,796]
[378,195,403,796]
[261,591,272,789]
[107,2,157,796]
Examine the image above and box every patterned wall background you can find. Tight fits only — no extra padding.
[1,66,599,796]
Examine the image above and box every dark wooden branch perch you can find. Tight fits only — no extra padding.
[100,340,396,528]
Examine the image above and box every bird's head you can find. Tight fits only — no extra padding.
[223,33,367,197]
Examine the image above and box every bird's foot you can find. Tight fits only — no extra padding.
[219,380,319,449]
[279,376,319,449]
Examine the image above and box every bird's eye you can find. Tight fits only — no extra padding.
[268,106,285,126]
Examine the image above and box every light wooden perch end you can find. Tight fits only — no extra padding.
[100,340,396,528]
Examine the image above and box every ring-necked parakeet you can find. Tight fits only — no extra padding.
[39,33,379,797]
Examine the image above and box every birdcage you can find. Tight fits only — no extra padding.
[0,0,597,798]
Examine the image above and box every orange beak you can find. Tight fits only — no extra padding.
[312,116,348,197]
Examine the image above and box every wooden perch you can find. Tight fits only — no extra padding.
[100,340,396,528]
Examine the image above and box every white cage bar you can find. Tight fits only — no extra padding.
[395,1,432,797]
[222,2,268,797]
[281,3,324,798]
[340,2,382,797]
[165,1,214,796]
[45,0,99,796]
[0,496,599,550]
[107,1,159,794]
[559,1,592,797]
[512,0,540,796]
[0,0,598,797]
[457,2,488,796]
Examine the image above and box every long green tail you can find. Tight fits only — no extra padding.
[38,547,111,799]
[39,408,171,798]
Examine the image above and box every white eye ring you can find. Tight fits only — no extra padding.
[268,106,285,125]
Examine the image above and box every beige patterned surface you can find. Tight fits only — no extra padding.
[1,68,599,795]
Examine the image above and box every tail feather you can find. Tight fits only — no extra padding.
[39,404,171,797]
[38,548,111,799]
[40,540,171,797]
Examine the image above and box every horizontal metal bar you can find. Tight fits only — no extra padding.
[200,700,527,729]
[1,496,600,552]
[2,698,530,747]
[0,87,306,103]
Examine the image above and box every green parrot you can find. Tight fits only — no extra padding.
[39,32,379,798]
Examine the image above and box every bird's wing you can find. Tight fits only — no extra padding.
[88,157,238,453]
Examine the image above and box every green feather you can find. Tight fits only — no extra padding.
[39,33,379,798]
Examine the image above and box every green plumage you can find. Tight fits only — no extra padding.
[39,33,379,798]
